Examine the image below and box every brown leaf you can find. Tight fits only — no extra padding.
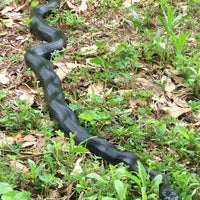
[67,0,88,12]
[22,141,37,148]
[55,62,80,81]
[152,94,166,104]
[153,91,191,118]
[16,85,35,104]
[0,69,10,84]
[78,0,87,12]
[17,134,38,148]
[163,103,191,118]
[172,75,184,85]
[66,183,73,200]
[115,89,132,95]
[161,76,176,92]
[22,134,37,142]
[1,6,22,21]
[135,77,163,95]
[171,94,188,108]
[194,113,200,126]
[1,6,13,15]
[80,45,97,55]
[87,81,104,96]
[123,0,140,7]
[73,158,83,174]
[48,190,60,199]
[129,98,140,109]
[10,161,29,172]
[0,133,22,145]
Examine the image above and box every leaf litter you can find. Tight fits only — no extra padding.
[0,0,200,199]
[0,0,197,154]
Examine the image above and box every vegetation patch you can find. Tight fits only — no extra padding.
[0,0,199,199]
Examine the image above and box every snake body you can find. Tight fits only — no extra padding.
[25,0,180,199]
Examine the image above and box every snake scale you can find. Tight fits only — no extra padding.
[24,0,180,199]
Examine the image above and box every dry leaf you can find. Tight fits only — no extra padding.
[73,158,83,174]
[47,189,60,199]
[152,94,166,104]
[0,133,22,145]
[22,134,37,142]
[17,134,37,148]
[135,77,163,94]
[22,141,37,148]
[152,88,191,118]
[66,183,73,200]
[106,87,113,95]
[0,69,10,84]
[171,94,188,108]
[78,0,87,12]
[67,0,88,12]
[55,62,79,81]
[16,86,35,104]
[161,76,176,92]
[87,81,104,96]
[115,89,132,95]
[164,64,180,75]
[1,6,14,15]
[123,0,140,7]
[194,113,200,126]
[0,136,15,145]
[180,5,188,15]
[10,161,29,172]
[19,92,34,104]
[129,98,140,109]
[163,103,191,118]
[80,45,97,55]
[172,75,184,85]
[1,5,22,20]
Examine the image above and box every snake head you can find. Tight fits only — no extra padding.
[160,188,180,200]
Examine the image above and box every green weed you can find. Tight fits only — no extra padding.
[127,2,200,96]
[188,100,200,112]
[0,182,31,200]
[48,8,85,27]
[0,99,43,133]
[74,162,163,199]
[1,0,200,199]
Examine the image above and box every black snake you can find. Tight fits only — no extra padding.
[24,0,180,199]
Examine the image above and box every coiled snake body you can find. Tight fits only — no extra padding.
[25,0,180,199]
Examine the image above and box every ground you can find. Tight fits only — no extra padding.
[0,0,200,199]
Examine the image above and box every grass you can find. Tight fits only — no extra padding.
[0,0,200,199]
